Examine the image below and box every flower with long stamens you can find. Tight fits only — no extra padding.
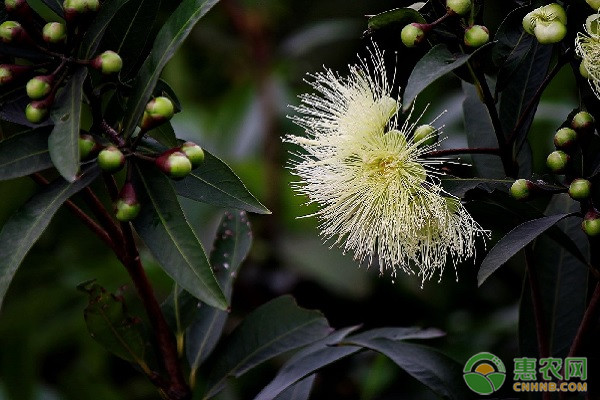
[576,14,600,96]
[286,47,488,284]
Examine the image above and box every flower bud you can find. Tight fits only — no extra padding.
[25,101,49,124]
[0,64,31,85]
[571,111,595,134]
[115,182,141,222]
[569,179,592,200]
[586,0,600,11]
[42,22,67,44]
[533,20,566,44]
[543,3,567,25]
[4,0,27,12]
[553,127,577,150]
[140,96,175,130]
[413,124,437,146]
[180,142,205,168]
[510,179,533,200]
[63,0,100,22]
[582,210,600,236]
[26,75,53,100]
[546,150,569,173]
[522,11,536,35]
[464,25,489,48]
[91,50,122,75]
[97,145,125,173]
[401,23,426,48]
[155,150,192,180]
[79,133,97,160]
[0,21,23,43]
[446,0,471,16]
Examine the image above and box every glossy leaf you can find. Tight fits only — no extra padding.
[204,295,331,398]
[186,210,252,375]
[174,150,270,214]
[147,122,178,148]
[79,0,132,58]
[40,0,64,17]
[132,165,227,310]
[0,166,99,310]
[0,128,53,181]
[344,337,469,400]
[80,282,147,365]
[49,68,87,182]
[440,178,512,198]
[122,0,220,137]
[366,8,425,31]
[403,43,492,111]
[273,376,315,400]
[478,213,577,286]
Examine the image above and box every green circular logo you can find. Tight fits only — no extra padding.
[463,352,506,395]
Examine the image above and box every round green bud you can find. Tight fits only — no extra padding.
[0,21,22,43]
[464,25,489,47]
[42,22,67,44]
[140,96,175,130]
[413,124,437,146]
[546,150,569,173]
[97,146,125,173]
[180,142,205,168]
[569,179,592,200]
[586,0,600,11]
[155,150,192,180]
[553,127,577,149]
[401,23,425,48]
[510,179,532,200]
[533,20,566,44]
[79,134,96,160]
[580,61,590,79]
[446,0,471,15]
[63,0,98,12]
[26,76,52,100]
[522,11,537,35]
[582,211,600,236]
[92,50,122,74]
[25,102,48,124]
[571,111,595,134]
[543,3,567,25]
[115,182,140,221]
[0,66,11,85]
[4,0,26,12]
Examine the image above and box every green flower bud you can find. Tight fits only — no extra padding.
[115,182,141,221]
[25,101,49,124]
[97,145,125,173]
[42,22,67,44]
[180,142,205,168]
[0,67,10,85]
[543,3,567,25]
[571,111,595,134]
[26,75,52,100]
[586,0,600,11]
[0,64,31,85]
[4,0,26,12]
[582,210,600,236]
[63,0,99,22]
[446,0,471,16]
[464,25,489,48]
[510,179,532,200]
[79,133,97,160]
[534,20,566,44]
[554,127,577,150]
[155,150,192,180]
[140,96,175,130]
[522,11,537,35]
[413,124,437,146]
[91,50,122,74]
[546,150,569,173]
[569,179,592,200]
[401,23,426,48]
[0,21,23,43]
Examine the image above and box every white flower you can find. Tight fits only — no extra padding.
[576,13,600,96]
[287,47,488,284]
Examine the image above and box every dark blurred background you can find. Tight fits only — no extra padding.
[0,0,582,399]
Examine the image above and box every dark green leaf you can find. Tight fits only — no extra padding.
[441,178,512,198]
[174,150,270,214]
[80,282,147,365]
[132,165,227,310]
[366,8,425,31]
[122,0,220,137]
[344,337,469,400]
[186,210,252,374]
[79,0,133,58]
[348,327,446,342]
[520,195,589,359]
[49,68,87,182]
[147,121,178,148]
[204,295,331,398]
[403,43,492,111]
[478,213,577,286]
[0,93,53,128]
[273,376,315,400]
[40,0,64,17]
[0,166,99,310]
[100,0,161,78]
[0,128,53,181]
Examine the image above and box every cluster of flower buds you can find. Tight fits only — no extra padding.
[0,0,123,124]
[155,142,205,180]
[545,111,595,174]
[522,3,567,44]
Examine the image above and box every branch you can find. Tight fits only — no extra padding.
[422,147,500,158]
[568,282,600,358]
